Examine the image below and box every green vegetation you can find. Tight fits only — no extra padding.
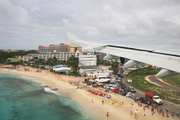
[67,55,79,72]
[126,68,180,104]
[111,59,119,75]
[162,75,180,87]
[0,50,37,63]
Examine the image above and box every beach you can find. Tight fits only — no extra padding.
[0,67,179,120]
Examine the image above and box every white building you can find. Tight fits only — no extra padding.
[79,54,97,66]
[79,66,113,77]
[23,52,80,61]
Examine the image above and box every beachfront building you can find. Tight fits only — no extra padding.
[79,53,97,67]
[79,66,113,77]
[23,43,82,61]
[23,52,80,61]
[38,43,82,53]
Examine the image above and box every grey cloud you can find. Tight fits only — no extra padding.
[0,0,180,50]
[0,0,31,27]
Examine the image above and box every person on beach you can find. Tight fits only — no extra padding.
[143,107,145,111]
[120,102,124,105]
[151,107,154,113]
[130,110,133,115]
[102,100,104,105]
[162,110,164,117]
[172,111,174,118]
[177,111,179,116]
[135,114,138,118]
[151,103,154,107]
[159,108,162,114]
[145,104,149,108]
[91,99,93,103]
[107,112,109,117]
[166,112,169,117]
[152,111,155,116]
[165,108,168,112]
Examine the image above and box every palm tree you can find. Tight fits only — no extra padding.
[47,58,54,69]
[67,55,79,72]
[111,59,119,75]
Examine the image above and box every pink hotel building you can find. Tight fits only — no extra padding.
[23,43,82,61]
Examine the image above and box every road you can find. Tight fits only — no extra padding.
[119,67,180,115]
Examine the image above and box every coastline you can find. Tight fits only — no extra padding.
[0,68,179,120]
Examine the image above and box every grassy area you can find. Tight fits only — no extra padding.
[126,68,180,104]
[162,75,180,87]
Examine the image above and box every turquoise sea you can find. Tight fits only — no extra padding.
[0,73,99,120]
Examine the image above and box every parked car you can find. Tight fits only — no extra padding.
[112,88,119,92]
[140,97,151,105]
[121,83,126,89]
[120,91,128,96]
[109,81,116,84]
[105,84,118,89]
[105,85,113,89]
[128,87,136,93]
[118,81,122,84]
[126,92,132,97]
[130,94,139,100]
[110,85,118,90]
[112,76,117,79]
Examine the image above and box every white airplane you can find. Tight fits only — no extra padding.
[66,32,180,78]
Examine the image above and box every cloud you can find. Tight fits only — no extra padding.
[0,0,31,27]
[0,0,180,50]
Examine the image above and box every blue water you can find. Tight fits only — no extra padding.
[53,65,68,68]
[0,73,99,120]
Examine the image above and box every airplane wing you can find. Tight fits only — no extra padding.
[66,32,180,78]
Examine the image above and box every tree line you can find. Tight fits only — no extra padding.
[0,50,37,63]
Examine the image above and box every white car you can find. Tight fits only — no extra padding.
[126,92,132,97]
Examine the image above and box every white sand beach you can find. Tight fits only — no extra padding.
[0,67,179,120]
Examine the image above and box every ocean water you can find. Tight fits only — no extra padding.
[0,73,99,120]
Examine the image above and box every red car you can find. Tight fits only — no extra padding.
[112,88,119,92]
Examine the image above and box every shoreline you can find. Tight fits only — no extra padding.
[0,68,179,120]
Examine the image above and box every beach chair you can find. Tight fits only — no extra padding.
[116,100,119,103]
[114,99,117,102]
[111,98,114,101]
[118,101,121,104]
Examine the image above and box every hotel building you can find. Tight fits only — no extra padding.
[23,43,82,61]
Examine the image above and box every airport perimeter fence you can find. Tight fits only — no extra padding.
[126,68,180,105]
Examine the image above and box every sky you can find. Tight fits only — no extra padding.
[0,0,180,51]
